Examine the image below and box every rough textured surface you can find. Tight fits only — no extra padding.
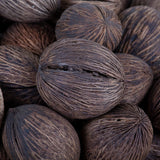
[82,103,153,160]
[102,0,121,13]
[1,23,55,56]
[3,104,80,160]
[61,0,121,14]
[0,0,60,22]
[0,88,4,127]
[147,78,160,130]
[37,38,125,119]
[56,3,122,51]
[116,53,153,104]
[131,0,160,12]
[145,134,160,160]
[0,45,43,107]
[117,6,160,79]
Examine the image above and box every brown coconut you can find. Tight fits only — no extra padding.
[37,38,125,119]
[2,104,80,160]
[82,103,153,160]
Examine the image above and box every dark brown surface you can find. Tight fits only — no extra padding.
[0,17,13,43]
[0,88,4,127]
[56,3,122,51]
[102,0,121,13]
[0,0,60,22]
[147,78,160,130]
[145,134,160,160]
[1,23,55,56]
[117,6,160,79]
[61,0,121,14]
[2,104,80,160]
[131,0,160,12]
[82,103,153,160]
[37,38,125,119]
[1,84,44,107]
[0,146,10,160]
[116,53,153,104]
[120,0,132,12]
[0,46,43,107]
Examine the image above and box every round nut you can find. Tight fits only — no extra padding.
[0,45,43,106]
[1,23,55,56]
[82,103,153,160]
[3,104,80,160]
[0,0,60,22]
[56,3,122,51]
[116,53,153,104]
[37,38,125,119]
[117,6,160,79]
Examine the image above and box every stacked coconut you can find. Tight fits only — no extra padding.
[0,0,160,160]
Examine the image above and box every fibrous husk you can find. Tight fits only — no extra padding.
[0,0,61,22]
[103,0,121,13]
[0,45,43,107]
[82,103,153,160]
[116,53,153,104]
[117,6,160,79]
[0,88,4,127]
[147,78,160,130]
[131,0,160,12]
[56,3,122,51]
[1,23,55,56]
[61,0,121,14]
[37,38,125,119]
[3,104,80,160]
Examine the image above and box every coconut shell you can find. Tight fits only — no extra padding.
[3,104,80,160]
[82,103,153,160]
[1,23,55,56]
[147,78,160,130]
[55,3,122,51]
[37,38,125,119]
[0,88,4,127]
[117,6,160,79]
[116,53,153,104]
[0,45,43,107]
[145,134,160,160]
[131,0,160,12]
[61,0,121,14]
[102,0,121,13]
[0,0,60,22]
